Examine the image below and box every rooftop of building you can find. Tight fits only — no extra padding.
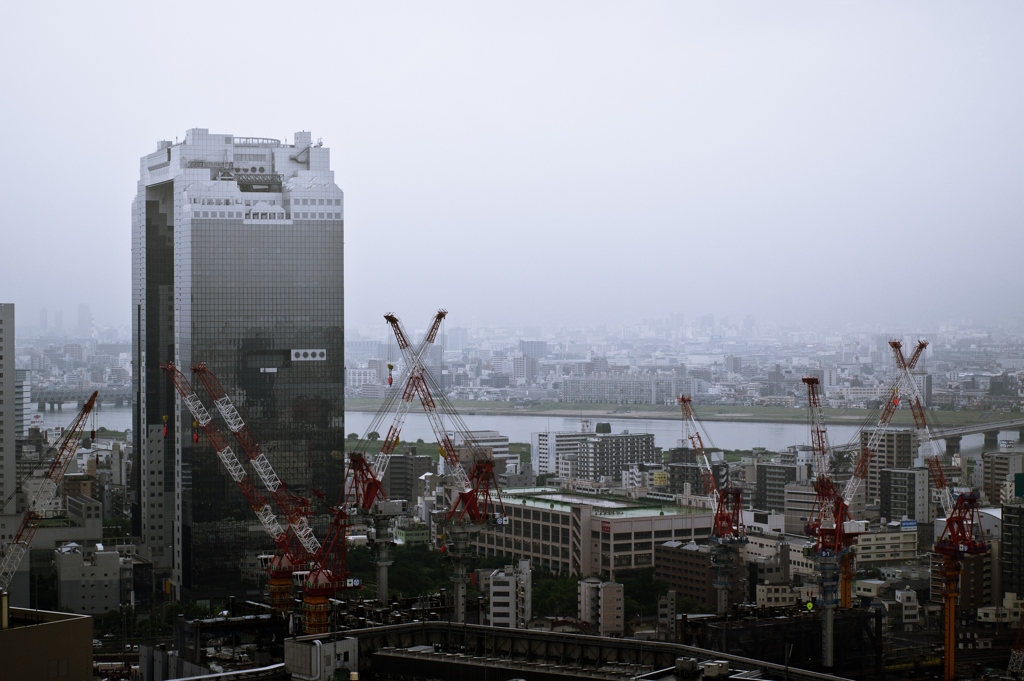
[502,488,710,517]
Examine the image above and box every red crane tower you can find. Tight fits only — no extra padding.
[677,395,745,615]
[161,363,301,612]
[0,392,98,593]
[801,376,857,669]
[928,457,987,681]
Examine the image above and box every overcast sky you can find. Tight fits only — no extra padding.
[1,2,1020,335]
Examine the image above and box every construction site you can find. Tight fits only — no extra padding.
[2,320,1021,680]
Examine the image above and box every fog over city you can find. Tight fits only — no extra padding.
[0,2,1020,332]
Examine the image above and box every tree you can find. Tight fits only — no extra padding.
[347,432,359,440]
[368,431,380,441]
[532,572,579,617]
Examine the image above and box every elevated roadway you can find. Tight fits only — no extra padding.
[33,385,131,411]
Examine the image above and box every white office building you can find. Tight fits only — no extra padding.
[531,431,588,476]
[489,559,532,628]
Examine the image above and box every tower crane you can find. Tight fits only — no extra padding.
[885,340,955,516]
[927,457,987,681]
[188,364,358,632]
[383,311,506,622]
[0,392,98,593]
[344,309,447,603]
[190,364,321,558]
[677,395,745,616]
[801,377,855,669]
[841,341,929,517]
[161,363,300,613]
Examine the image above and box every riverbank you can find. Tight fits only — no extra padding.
[344,398,1017,429]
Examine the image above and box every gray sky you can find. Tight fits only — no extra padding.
[1,2,1020,334]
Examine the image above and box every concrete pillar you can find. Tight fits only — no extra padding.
[37,401,46,412]
[1018,428,1024,443]
[945,436,962,456]
[984,430,1000,450]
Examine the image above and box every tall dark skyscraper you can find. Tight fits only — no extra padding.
[132,129,345,601]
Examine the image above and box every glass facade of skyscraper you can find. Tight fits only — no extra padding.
[132,129,344,600]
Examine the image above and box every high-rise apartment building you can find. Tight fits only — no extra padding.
[132,129,345,601]
[574,432,660,482]
[754,462,809,513]
[531,431,588,476]
[862,429,918,505]
[983,452,1024,506]
[0,305,25,601]
[879,468,931,522]
[0,305,15,516]
[14,370,30,437]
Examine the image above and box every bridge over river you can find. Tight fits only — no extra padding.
[927,418,1024,453]
[33,386,131,411]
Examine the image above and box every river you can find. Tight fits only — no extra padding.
[52,404,1008,457]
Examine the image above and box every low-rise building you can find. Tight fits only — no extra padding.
[578,578,623,637]
[755,583,815,608]
[489,560,532,629]
[55,543,121,615]
[854,522,919,567]
[467,488,714,579]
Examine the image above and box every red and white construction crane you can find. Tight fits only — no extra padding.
[345,309,447,513]
[677,396,745,541]
[383,312,504,526]
[839,339,929,516]
[0,392,98,593]
[191,364,322,558]
[801,376,858,669]
[188,364,358,632]
[372,310,505,624]
[342,310,448,604]
[161,364,301,612]
[677,395,744,616]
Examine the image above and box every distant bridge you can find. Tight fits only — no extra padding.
[927,418,1024,453]
[34,386,132,410]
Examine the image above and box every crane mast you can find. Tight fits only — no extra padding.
[929,455,987,681]
[801,376,852,669]
[0,392,98,592]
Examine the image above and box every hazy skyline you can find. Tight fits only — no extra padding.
[1,2,1020,332]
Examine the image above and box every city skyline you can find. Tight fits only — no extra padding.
[1,3,1021,332]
